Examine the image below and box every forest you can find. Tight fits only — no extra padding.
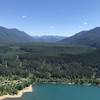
[0,43,100,95]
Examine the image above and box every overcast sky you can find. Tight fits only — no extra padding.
[0,0,100,36]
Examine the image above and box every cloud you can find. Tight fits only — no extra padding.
[21,16,27,19]
[78,22,88,29]
[83,22,88,25]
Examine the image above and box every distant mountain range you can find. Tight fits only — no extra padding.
[1,26,100,47]
[0,26,33,43]
[32,36,65,42]
[61,27,100,48]
[0,26,65,43]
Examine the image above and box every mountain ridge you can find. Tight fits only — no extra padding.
[60,27,100,48]
[0,26,33,43]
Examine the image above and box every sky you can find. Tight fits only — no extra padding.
[0,0,100,36]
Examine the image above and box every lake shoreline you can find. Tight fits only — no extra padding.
[0,79,100,100]
[0,85,33,100]
[37,80,100,87]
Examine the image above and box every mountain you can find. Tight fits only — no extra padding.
[61,27,100,48]
[32,35,65,42]
[0,26,33,43]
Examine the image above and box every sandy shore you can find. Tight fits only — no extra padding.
[0,85,33,100]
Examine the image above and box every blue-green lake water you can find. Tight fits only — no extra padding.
[5,84,100,100]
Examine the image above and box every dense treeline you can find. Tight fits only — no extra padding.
[0,43,100,95]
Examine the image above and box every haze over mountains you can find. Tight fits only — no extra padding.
[32,36,65,42]
[61,27,100,48]
[0,26,65,43]
[0,26,100,48]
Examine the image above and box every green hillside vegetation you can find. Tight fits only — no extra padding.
[0,43,100,95]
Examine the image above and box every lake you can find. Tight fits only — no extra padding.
[5,84,100,100]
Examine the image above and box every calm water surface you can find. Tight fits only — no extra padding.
[5,84,100,100]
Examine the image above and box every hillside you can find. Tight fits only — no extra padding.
[0,26,33,42]
[61,27,100,48]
